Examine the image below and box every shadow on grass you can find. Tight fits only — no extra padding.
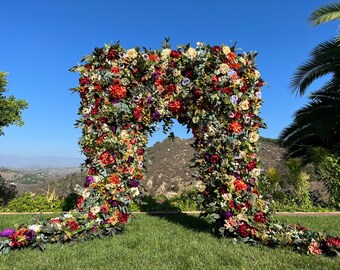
[147,212,212,234]
[137,197,212,234]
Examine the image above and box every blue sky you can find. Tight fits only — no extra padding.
[0,0,338,158]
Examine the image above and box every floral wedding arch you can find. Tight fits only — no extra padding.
[0,41,339,256]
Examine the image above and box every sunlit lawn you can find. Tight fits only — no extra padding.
[0,213,339,270]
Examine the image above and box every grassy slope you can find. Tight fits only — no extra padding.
[0,214,339,270]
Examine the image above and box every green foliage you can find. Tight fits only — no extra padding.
[285,158,313,208]
[0,192,63,212]
[0,72,28,135]
[0,175,18,206]
[310,147,340,209]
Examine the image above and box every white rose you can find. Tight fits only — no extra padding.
[222,45,231,55]
[219,63,229,75]
[249,132,259,143]
[251,168,261,177]
[90,206,101,215]
[254,70,261,79]
[161,48,171,59]
[185,47,197,59]
[126,48,138,59]
[82,188,90,199]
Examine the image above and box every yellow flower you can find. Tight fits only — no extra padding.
[222,45,231,55]
[126,48,138,59]
[239,100,249,110]
[219,63,229,74]
[249,131,259,143]
[185,47,197,59]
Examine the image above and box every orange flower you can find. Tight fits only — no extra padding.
[229,122,243,133]
[149,53,160,62]
[109,174,120,185]
[234,179,247,192]
[110,84,127,99]
[168,100,181,113]
[99,151,115,165]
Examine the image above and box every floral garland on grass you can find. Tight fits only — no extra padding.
[1,41,339,256]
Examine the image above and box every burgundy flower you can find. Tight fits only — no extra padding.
[254,212,267,223]
[210,154,220,163]
[170,50,182,58]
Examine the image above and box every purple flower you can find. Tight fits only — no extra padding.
[84,176,95,187]
[128,179,139,187]
[151,110,161,121]
[0,228,15,237]
[142,54,149,60]
[223,211,233,220]
[227,111,235,118]
[244,115,251,123]
[25,230,36,241]
[231,95,238,105]
[110,200,120,207]
[228,69,237,76]
[256,91,262,99]
[182,78,190,86]
[146,96,153,104]
[127,156,134,163]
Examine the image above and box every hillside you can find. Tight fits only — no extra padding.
[1,137,327,201]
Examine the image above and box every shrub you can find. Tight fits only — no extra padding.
[0,192,63,212]
[310,147,340,209]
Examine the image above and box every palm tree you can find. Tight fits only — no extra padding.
[309,1,340,26]
[280,84,340,160]
[280,3,340,159]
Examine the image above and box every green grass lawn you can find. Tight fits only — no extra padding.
[0,213,339,270]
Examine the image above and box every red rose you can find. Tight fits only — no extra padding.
[219,185,228,195]
[326,237,340,249]
[130,138,136,145]
[228,200,234,209]
[111,67,120,74]
[168,100,181,113]
[222,87,232,96]
[165,84,177,93]
[66,219,79,231]
[254,212,267,223]
[170,50,182,58]
[137,148,144,156]
[79,77,90,85]
[85,64,92,70]
[236,223,250,237]
[211,76,219,85]
[133,108,143,120]
[212,46,221,53]
[106,48,116,60]
[240,85,248,93]
[101,204,109,214]
[247,161,256,171]
[77,197,84,210]
[233,111,241,119]
[88,211,97,220]
[118,213,130,224]
[210,154,220,164]
[256,81,263,87]
[234,179,247,192]
[88,167,96,175]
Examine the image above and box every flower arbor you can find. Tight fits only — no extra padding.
[1,41,339,256]
[72,41,269,238]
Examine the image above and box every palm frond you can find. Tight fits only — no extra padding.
[309,2,340,26]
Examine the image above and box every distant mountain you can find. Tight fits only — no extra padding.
[0,155,84,169]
